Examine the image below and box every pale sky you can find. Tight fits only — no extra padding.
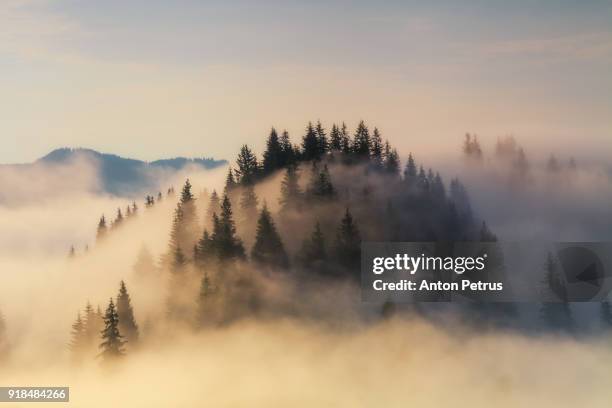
[1,0,611,164]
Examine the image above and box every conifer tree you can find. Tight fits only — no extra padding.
[113,208,123,227]
[96,215,108,241]
[68,245,76,258]
[307,164,335,201]
[431,172,446,202]
[197,273,217,327]
[126,205,132,217]
[352,120,371,157]
[280,130,295,166]
[297,222,327,271]
[480,221,497,242]
[251,204,289,269]
[463,133,483,161]
[205,190,221,228]
[167,179,199,259]
[340,122,351,154]
[333,208,361,275]
[403,153,417,187]
[301,122,320,161]
[315,120,328,156]
[383,141,400,176]
[329,124,342,151]
[212,195,245,261]
[370,127,383,168]
[116,281,139,346]
[69,312,86,359]
[239,184,259,220]
[131,201,138,215]
[262,128,284,175]
[83,302,99,349]
[235,145,259,185]
[224,168,237,194]
[99,298,125,361]
[279,165,302,212]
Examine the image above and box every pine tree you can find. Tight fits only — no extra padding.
[205,190,221,228]
[370,127,383,168]
[99,298,125,361]
[431,172,446,202]
[113,208,123,228]
[262,128,284,175]
[224,168,237,194]
[96,215,108,242]
[239,184,259,220]
[315,120,328,156]
[403,153,417,187]
[329,124,342,151]
[383,141,400,176]
[307,163,335,201]
[352,120,371,158]
[83,302,99,349]
[212,195,245,261]
[463,133,483,161]
[197,273,216,327]
[280,130,295,166]
[116,281,139,346]
[301,122,320,161]
[167,179,199,260]
[235,145,259,185]
[251,204,289,269]
[279,165,302,212]
[69,312,86,359]
[297,222,327,271]
[340,122,351,154]
[333,208,361,275]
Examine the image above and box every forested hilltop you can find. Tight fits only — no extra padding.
[55,120,502,363]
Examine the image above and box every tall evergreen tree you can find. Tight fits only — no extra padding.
[235,145,259,184]
[329,124,342,151]
[333,208,361,275]
[301,122,320,161]
[403,153,417,187]
[197,273,216,327]
[297,222,327,272]
[370,127,383,168]
[113,208,123,228]
[205,190,221,228]
[383,141,400,176]
[339,122,351,154]
[279,165,302,212]
[307,164,335,201]
[69,312,86,360]
[224,168,237,195]
[168,179,199,259]
[116,281,139,346]
[96,215,108,242]
[251,204,289,269]
[280,130,295,166]
[99,299,125,361]
[352,120,371,158]
[262,128,284,175]
[315,120,328,156]
[212,195,245,261]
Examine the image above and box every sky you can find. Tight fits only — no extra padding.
[1,0,611,164]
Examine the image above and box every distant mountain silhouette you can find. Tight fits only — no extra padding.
[14,148,226,196]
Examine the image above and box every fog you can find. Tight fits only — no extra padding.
[1,148,612,406]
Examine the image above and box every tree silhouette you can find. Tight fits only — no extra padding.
[301,122,320,161]
[333,208,361,276]
[99,298,125,361]
[352,120,371,158]
[251,204,289,269]
[262,128,284,175]
[116,281,139,347]
[279,165,302,212]
[96,215,108,242]
[235,145,259,184]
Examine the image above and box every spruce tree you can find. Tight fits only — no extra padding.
[224,168,237,195]
[251,204,289,269]
[99,299,125,361]
[167,179,199,260]
[116,281,139,346]
[205,190,221,228]
[301,122,320,161]
[329,124,342,151]
[69,312,86,359]
[370,128,383,168]
[96,215,108,242]
[333,208,361,275]
[262,128,284,175]
[339,122,351,154]
[403,153,417,187]
[239,184,259,221]
[213,195,245,261]
[280,130,295,166]
[279,165,302,212]
[235,145,259,184]
[307,164,335,201]
[383,141,400,176]
[297,222,327,272]
[352,120,371,158]
[113,208,123,228]
[315,120,328,156]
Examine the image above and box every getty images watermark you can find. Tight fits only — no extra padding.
[361,242,612,302]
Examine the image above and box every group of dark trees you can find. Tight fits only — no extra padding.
[69,281,138,363]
